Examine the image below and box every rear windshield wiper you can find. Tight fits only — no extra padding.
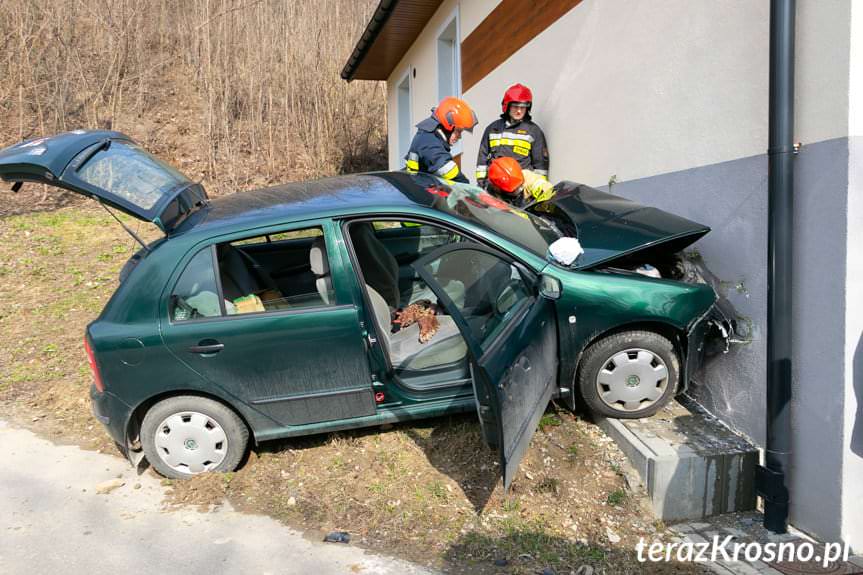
[74,139,112,172]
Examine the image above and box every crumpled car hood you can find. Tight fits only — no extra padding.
[530,182,710,270]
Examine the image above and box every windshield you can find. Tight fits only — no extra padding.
[76,141,192,211]
[423,179,561,256]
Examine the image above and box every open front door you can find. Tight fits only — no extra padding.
[413,243,558,489]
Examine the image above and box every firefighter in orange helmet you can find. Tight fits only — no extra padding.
[485,157,555,208]
[405,97,477,183]
[475,83,549,185]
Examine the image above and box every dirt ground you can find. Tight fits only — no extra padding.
[0,204,708,574]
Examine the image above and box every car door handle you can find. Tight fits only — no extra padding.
[188,342,224,354]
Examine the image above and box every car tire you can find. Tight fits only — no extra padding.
[140,395,249,479]
[578,331,680,419]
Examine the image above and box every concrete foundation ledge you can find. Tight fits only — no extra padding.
[596,396,758,521]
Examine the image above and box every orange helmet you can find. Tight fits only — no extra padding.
[501,83,532,114]
[488,157,524,194]
[434,97,478,132]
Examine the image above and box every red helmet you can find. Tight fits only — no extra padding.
[488,157,524,194]
[434,97,478,132]
[501,83,533,114]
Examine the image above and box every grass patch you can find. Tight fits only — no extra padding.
[606,489,627,506]
[538,413,562,431]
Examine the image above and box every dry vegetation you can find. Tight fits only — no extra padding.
[0,0,386,214]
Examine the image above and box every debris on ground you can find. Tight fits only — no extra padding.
[324,531,351,544]
[95,479,125,495]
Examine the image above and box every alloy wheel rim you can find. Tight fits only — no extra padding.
[153,411,228,474]
[595,348,669,413]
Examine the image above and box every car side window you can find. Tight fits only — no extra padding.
[416,247,532,351]
[171,248,223,321]
[217,225,334,315]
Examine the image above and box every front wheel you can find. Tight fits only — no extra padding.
[578,331,680,419]
[140,396,249,479]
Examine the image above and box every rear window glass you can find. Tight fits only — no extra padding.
[77,141,191,211]
[171,248,221,321]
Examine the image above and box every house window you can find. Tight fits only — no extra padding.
[437,13,461,154]
[397,71,412,167]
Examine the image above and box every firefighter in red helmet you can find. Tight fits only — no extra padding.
[485,157,555,208]
[405,97,478,183]
[475,83,549,185]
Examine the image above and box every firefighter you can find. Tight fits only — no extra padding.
[485,156,555,208]
[405,97,478,183]
[475,83,549,185]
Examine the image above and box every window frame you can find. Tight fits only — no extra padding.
[436,9,462,156]
[395,66,413,168]
[164,220,346,325]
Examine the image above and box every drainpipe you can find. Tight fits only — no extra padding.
[759,0,795,534]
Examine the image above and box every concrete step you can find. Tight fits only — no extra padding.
[596,396,758,521]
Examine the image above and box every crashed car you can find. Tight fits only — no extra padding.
[0,130,733,485]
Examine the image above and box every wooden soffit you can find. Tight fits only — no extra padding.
[342,0,444,81]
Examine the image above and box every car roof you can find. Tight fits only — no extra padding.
[179,172,432,236]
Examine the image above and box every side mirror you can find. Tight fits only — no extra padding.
[546,237,583,267]
[539,274,562,300]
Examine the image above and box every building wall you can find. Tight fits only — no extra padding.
[384,0,497,169]
[382,0,858,549]
[842,0,863,551]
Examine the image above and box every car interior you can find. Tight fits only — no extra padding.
[216,227,334,313]
[346,220,537,392]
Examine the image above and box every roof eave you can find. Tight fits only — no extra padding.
[341,0,399,82]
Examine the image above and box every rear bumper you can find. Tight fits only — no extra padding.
[90,385,132,446]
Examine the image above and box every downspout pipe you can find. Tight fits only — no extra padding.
[759,0,795,534]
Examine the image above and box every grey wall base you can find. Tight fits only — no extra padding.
[596,398,758,522]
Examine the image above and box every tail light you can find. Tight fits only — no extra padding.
[84,336,104,393]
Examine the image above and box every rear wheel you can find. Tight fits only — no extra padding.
[141,396,249,479]
[578,331,679,419]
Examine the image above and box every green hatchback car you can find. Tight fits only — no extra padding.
[0,131,733,485]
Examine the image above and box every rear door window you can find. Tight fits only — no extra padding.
[171,248,222,321]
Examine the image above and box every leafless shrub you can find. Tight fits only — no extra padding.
[0,0,386,199]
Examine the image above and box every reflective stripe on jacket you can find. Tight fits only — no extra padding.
[475,117,549,181]
[404,116,468,183]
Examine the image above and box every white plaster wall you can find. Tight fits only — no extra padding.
[842,0,863,553]
[461,0,771,186]
[795,0,853,144]
[459,0,852,188]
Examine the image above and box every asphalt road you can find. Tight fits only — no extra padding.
[0,420,434,575]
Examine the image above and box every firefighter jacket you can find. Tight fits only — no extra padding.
[487,170,556,209]
[405,116,468,183]
[475,117,549,182]
[521,170,555,203]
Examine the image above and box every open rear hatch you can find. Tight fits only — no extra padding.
[528,182,710,270]
[0,130,206,234]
